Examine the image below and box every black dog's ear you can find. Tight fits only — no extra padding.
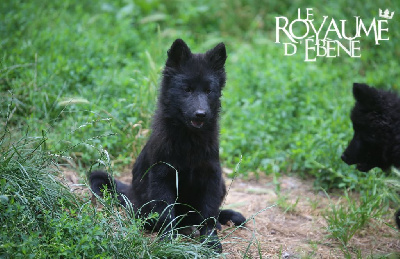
[166,39,191,68]
[206,42,227,71]
[353,83,380,107]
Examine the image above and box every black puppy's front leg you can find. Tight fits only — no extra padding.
[199,226,221,253]
[144,168,178,238]
[197,176,224,253]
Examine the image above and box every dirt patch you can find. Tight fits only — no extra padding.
[61,170,399,258]
[220,176,399,258]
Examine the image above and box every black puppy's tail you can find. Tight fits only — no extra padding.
[395,209,400,230]
[217,209,246,229]
[89,170,131,206]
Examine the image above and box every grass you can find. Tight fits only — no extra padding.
[276,194,300,214]
[0,114,222,257]
[324,177,394,256]
[1,0,400,257]
[2,0,400,185]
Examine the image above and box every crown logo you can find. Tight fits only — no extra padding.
[379,9,394,19]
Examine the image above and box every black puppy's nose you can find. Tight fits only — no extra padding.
[341,153,347,163]
[195,110,206,118]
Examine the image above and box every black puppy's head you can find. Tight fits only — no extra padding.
[341,83,394,172]
[159,39,227,130]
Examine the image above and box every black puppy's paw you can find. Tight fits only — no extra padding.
[219,209,246,226]
[158,228,178,242]
[201,229,222,253]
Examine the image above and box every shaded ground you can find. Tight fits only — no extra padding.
[63,170,399,258]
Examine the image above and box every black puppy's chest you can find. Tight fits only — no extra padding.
[175,165,219,204]
[177,160,218,184]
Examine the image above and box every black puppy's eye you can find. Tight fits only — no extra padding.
[184,87,192,93]
[206,88,212,94]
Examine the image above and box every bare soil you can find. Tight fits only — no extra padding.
[220,175,399,258]
[62,170,400,258]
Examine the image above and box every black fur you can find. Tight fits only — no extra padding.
[90,39,246,252]
[396,209,400,230]
[341,82,400,229]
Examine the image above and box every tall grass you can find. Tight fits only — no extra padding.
[0,100,222,258]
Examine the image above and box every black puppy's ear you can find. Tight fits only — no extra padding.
[166,39,191,68]
[206,42,227,71]
[353,83,380,107]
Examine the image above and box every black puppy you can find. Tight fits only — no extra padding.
[342,82,400,228]
[90,39,246,252]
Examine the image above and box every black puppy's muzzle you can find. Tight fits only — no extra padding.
[341,152,351,165]
[190,109,208,129]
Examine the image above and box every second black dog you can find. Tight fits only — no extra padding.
[341,82,400,228]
